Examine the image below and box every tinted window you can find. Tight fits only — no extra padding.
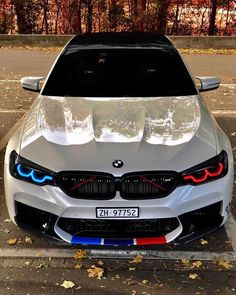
[43,48,197,97]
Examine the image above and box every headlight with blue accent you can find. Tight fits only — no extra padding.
[10,151,55,186]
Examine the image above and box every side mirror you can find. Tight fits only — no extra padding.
[20,77,44,92]
[196,76,221,92]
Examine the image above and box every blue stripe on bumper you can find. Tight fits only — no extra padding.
[71,236,102,245]
[71,236,135,246]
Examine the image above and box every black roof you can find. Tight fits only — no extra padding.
[68,32,173,48]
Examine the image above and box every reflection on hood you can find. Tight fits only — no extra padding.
[21,95,201,148]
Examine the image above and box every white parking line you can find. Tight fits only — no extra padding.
[0,79,19,83]
[0,109,26,113]
[212,110,236,115]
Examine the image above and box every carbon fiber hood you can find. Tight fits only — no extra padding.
[19,95,217,174]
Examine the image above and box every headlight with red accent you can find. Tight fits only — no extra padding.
[182,151,228,185]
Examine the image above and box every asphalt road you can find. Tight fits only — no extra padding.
[0,49,236,294]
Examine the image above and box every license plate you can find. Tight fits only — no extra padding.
[96,207,139,218]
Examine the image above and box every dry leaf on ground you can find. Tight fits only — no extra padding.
[217,259,233,269]
[60,280,75,289]
[87,265,104,279]
[25,237,33,244]
[3,229,11,234]
[75,263,83,269]
[192,261,203,268]
[74,249,87,259]
[7,238,17,245]
[98,260,104,266]
[181,258,190,266]
[142,280,149,285]
[129,254,143,264]
[189,273,199,280]
[200,239,208,245]
[25,261,31,266]
[123,277,136,286]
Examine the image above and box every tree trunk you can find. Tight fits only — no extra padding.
[43,0,49,34]
[199,7,207,35]
[86,0,93,33]
[54,2,60,34]
[77,0,82,34]
[224,0,230,35]
[172,0,180,35]
[209,0,217,35]
[156,0,171,34]
[12,0,32,33]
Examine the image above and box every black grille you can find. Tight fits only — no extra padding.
[120,173,178,199]
[56,172,116,199]
[57,217,179,238]
[56,171,179,200]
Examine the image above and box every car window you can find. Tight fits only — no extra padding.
[42,48,197,97]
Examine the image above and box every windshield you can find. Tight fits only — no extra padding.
[42,48,197,97]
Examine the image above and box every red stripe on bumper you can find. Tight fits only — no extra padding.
[136,236,167,245]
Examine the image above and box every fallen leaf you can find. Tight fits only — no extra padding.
[98,260,104,266]
[129,254,143,264]
[74,249,87,259]
[7,238,17,245]
[200,239,208,245]
[3,229,11,234]
[25,261,31,266]
[60,280,75,289]
[87,265,104,279]
[75,263,83,269]
[142,280,149,285]
[181,258,190,266]
[123,277,136,286]
[189,273,199,280]
[192,261,203,268]
[36,262,50,268]
[217,259,233,270]
[76,286,82,290]
[25,237,33,244]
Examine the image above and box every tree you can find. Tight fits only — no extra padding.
[0,0,14,33]
[12,0,42,33]
[209,0,217,35]
[156,0,171,34]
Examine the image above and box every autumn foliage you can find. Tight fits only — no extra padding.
[0,0,235,35]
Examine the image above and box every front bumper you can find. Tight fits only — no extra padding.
[6,150,233,246]
[15,201,224,246]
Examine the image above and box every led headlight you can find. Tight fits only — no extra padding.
[182,150,228,185]
[10,151,55,186]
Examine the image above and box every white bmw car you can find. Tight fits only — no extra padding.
[4,33,234,246]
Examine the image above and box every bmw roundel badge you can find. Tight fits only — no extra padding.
[113,160,124,168]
